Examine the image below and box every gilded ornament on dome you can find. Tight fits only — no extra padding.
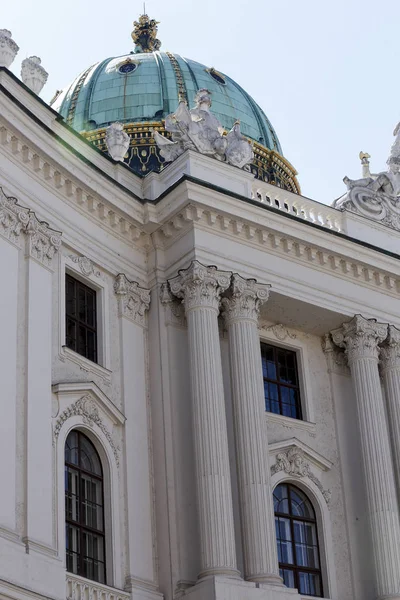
[131,14,161,53]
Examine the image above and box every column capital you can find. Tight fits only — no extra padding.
[331,314,387,363]
[221,274,270,324]
[380,325,400,371]
[114,273,150,326]
[169,260,231,313]
[25,212,62,268]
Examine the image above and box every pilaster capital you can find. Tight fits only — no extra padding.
[169,260,231,313]
[380,325,400,371]
[221,274,270,324]
[0,187,30,245]
[25,212,61,267]
[331,314,388,363]
[114,273,150,326]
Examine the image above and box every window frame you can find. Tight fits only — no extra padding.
[65,273,98,363]
[274,482,324,597]
[261,341,303,420]
[65,430,107,584]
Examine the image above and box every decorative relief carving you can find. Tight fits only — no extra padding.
[0,188,61,264]
[169,260,231,312]
[53,395,120,466]
[331,314,388,363]
[25,212,61,266]
[21,56,48,95]
[69,254,101,278]
[0,187,30,244]
[114,273,150,326]
[160,282,186,327]
[221,273,270,324]
[380,325,400,371]
[261,323,297,342]
[105,122,130,162]
[321,333,350,376]
[271,447,331,505]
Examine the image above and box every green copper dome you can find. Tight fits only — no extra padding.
[53,52,282,152]
[51,15,299,192]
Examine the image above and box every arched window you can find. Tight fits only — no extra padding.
[65,430,106,583]
[274,483,322,597]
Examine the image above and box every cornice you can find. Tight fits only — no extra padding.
[0,119,148,248]
[154,200,400,301]
[52,381,125,425]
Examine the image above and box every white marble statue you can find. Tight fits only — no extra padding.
[0,29,19,68]
[334,122,400,230]
[21,56,48,94]
[154,89,254,169]
[105,122,130,162]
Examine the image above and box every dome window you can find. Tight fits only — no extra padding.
[208,68,226,85]
[118,61,138,74]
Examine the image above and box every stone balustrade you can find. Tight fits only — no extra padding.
[251,181,343,232]
[66,574,130,600]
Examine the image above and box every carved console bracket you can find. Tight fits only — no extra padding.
[0,187,61,266]
[114,273,150,326]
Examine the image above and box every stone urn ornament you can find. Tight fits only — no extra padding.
[105,122,130,162]
[21,56,48,94]
[0,29,19,68]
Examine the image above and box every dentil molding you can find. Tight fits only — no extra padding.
[114,273,150,326]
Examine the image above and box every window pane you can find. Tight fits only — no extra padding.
[65,431,79,465]
[82,474,104,531]
[66,524,80,575]
[261,343,301,420]
[274,484,290,514]
[294,521,319,568]
[280,568,295,589]
[275,517,294,564]
[80,435,102,475]
[65,275,97,363]
[65,467,80,522]
[290,488,314,518]
[298,571,322,597]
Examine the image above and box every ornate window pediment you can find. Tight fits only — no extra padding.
[52,382,125,466]
[269,438,332,504]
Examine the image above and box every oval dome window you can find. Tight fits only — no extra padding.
[119,62,137,74]
[208,68,226,85]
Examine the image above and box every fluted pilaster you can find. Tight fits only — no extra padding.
[332,315,400,600]
[222,274,281,584]
[381,326,400,502]
[169,261,238,578]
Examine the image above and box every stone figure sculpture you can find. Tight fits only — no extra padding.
[334,122,400,230]
[105,122,130,162]
[154,89,254,170]
[21,56,48,95]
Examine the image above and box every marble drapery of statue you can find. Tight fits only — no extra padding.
[342,123,400,198]
[105,122,130,162]
[153,89,254,170]
[334,122,400,230]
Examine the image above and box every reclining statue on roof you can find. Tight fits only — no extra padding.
[334,122,400,230]
[153,88,254,169]
[342,123,400,200]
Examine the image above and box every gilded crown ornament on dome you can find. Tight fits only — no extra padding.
[131,14,161,53]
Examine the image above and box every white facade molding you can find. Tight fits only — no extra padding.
[114,273,151,327]
[221,273,270,323]
[321,333,350,376]
[269,441,332,505]
[52,382,125,469]
[0,122,147,247]
[160,281,186,327]
[68,254,102,278]
[0,187,61,267]
[66,573,130,600]
[260,322,297,342]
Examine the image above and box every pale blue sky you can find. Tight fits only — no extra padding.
[3,0,399,204]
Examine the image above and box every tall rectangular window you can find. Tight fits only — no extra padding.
[261,342,302,420]
[66,274,97,363]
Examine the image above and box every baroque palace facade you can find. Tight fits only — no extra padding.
[1,16,400,600]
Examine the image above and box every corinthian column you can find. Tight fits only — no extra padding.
[332,315,400,600]
[381,326,400,497]
[169,261,238,579]
[222,274,281,585]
